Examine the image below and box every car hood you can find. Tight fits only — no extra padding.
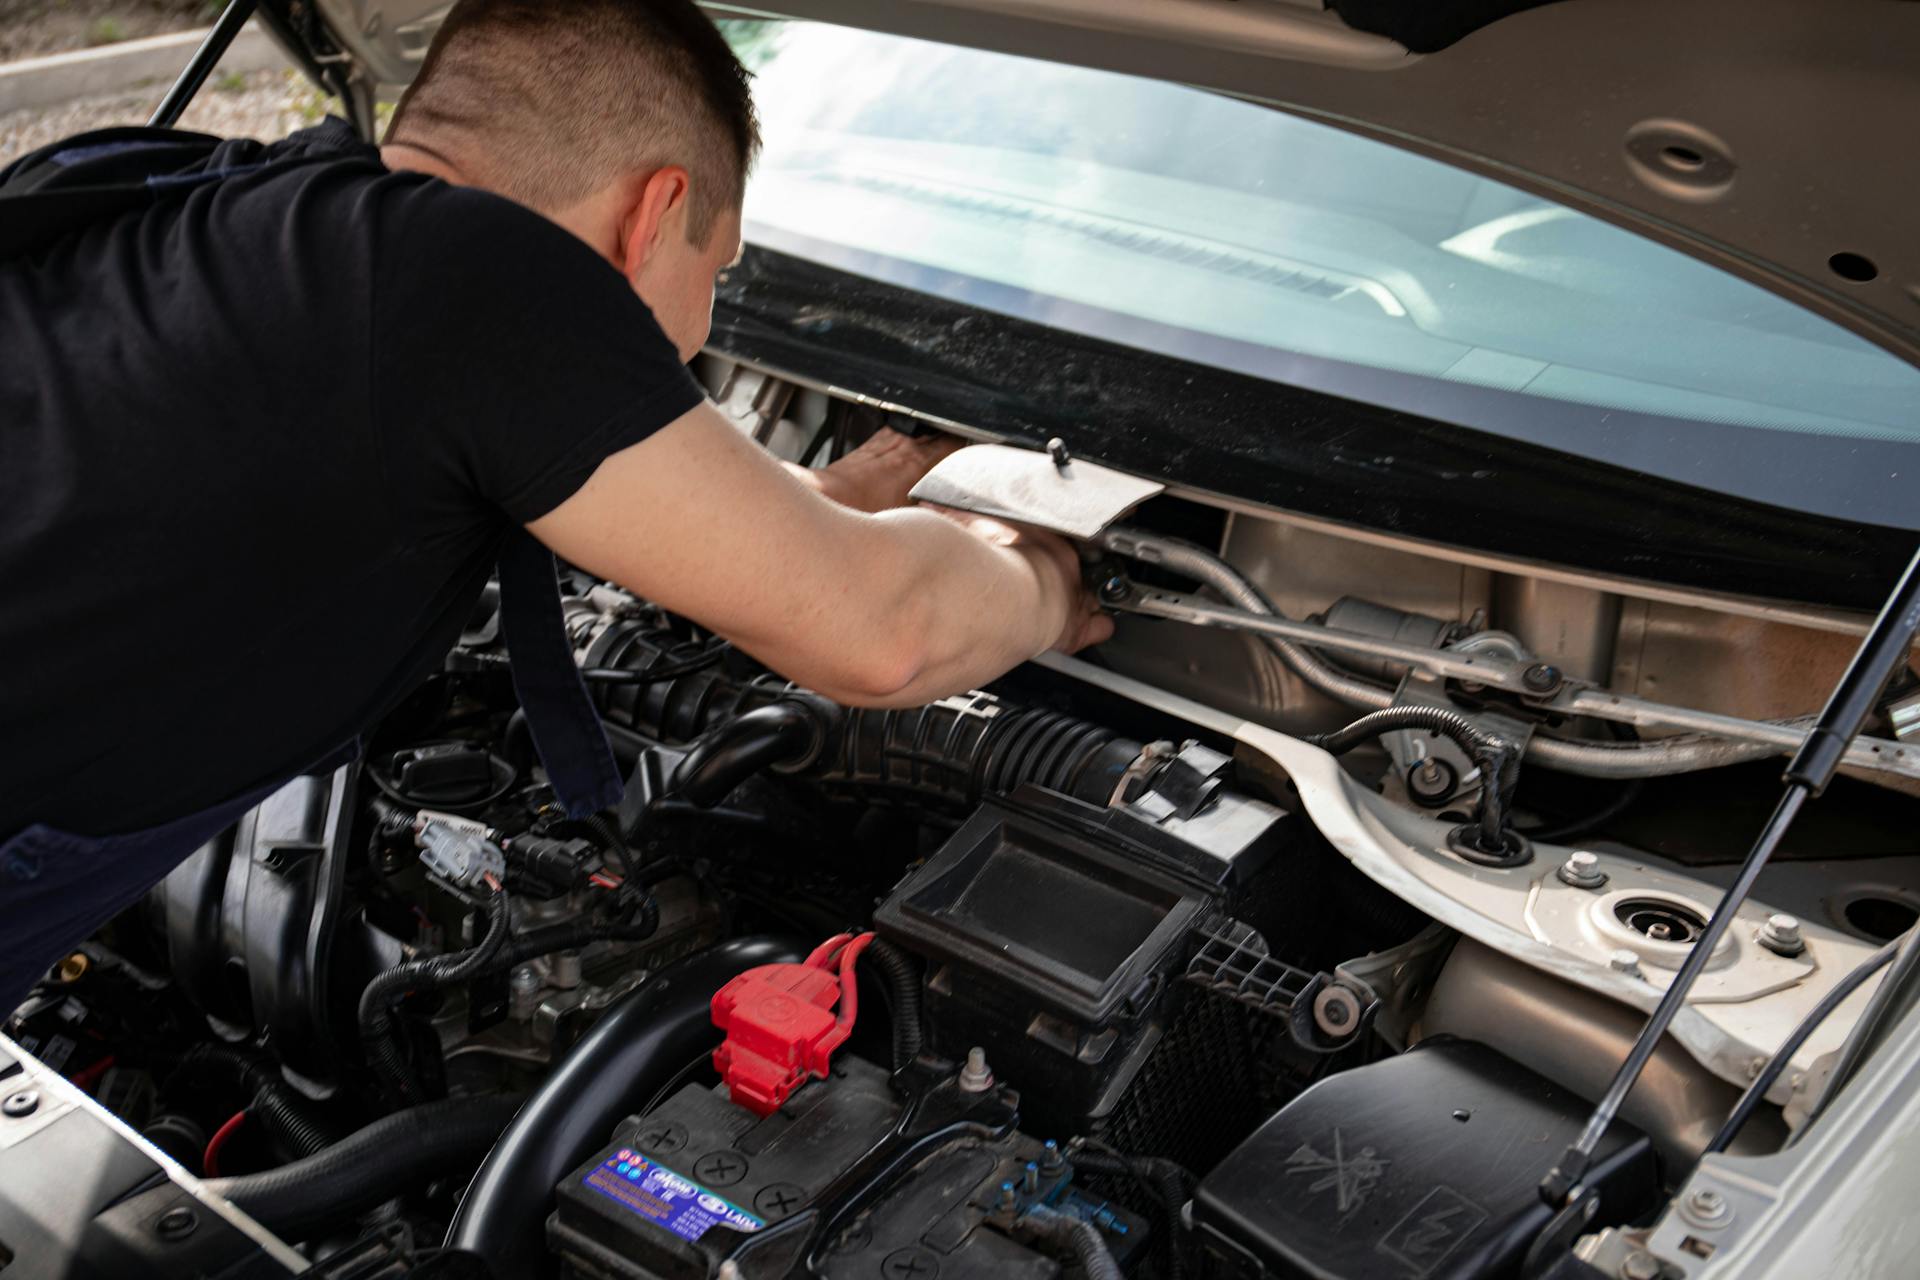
[294,0,1917,368]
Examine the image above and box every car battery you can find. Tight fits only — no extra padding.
[550,1053,1145,1280]
[550,1056,902,1280]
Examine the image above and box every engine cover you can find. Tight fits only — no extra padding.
[1193,1038,1657,1280]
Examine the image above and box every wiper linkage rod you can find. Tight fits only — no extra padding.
[1105,580,1920,785]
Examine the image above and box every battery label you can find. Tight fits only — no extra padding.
[583,1150,765,1243]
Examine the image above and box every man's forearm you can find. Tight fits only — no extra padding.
[833,506,1072,707]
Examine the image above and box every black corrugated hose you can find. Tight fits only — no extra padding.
[1027,1206,1125,1280]
[865,938,924,1069]
[178,1048,333,1160]
[1304,704,1519,852]
[1070,1142,1195,1280]
[358,887,512,1105]
[208,1093,522,1239]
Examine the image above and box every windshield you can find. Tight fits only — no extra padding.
[725,22,1920,529]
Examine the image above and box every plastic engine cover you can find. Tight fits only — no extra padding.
[1193,1038,1657,1280]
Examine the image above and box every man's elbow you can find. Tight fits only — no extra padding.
[816,639,931,708]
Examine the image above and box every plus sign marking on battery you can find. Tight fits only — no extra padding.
[694,1151,750,1186]
[637,1122,689,1154]
[880,1247,941,1280]
[753,1182,806,1219]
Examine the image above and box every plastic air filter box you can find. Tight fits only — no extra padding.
[1193,1038,1657,1280]
[872,790,1226,1137]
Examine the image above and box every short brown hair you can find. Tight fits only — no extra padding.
[388,0,759,241]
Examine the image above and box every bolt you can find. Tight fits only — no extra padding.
[1098,575,1131,605]
[550,949,584,989]
[1683,1188,1731,1226]
[1758,913,1805,957]
[1312,984,1363,1039]
[509,964,545,1019]
[1609,949,1643,978]
[1040,1139,1065,1174]
[1046,437,1071,470]
[1620,1251,1662,1280]
[2,1091,38,1118]
[1406,757,1456,805]
[155,1206,198,1241]
[1023,1161,1040,1195]
[1557,851,1609,890]
[998,1181,1018,1211]
[1522,663,1563,693]
[958,1047,994,1093]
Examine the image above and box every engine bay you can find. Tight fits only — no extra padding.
[4,373,1917,1280]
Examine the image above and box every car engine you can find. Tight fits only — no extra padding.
[5,388,1916,1280]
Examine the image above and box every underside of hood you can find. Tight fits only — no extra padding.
[290,0,1918,368]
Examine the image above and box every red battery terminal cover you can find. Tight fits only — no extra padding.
[711,931,875,1116]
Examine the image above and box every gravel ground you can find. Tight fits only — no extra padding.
[0,0,210,60]
[0,67,319,164]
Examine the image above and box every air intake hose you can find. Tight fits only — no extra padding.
[596,633,1142,811]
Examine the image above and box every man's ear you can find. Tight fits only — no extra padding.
[619,166,692,277]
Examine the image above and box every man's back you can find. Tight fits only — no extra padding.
[0,121,705,838]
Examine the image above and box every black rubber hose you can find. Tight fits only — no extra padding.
[673,702,818,807]
[866,938,924,1070]
[358,888,512,1104]
[208,1094,522,1239]
[181,1049,332,1160]
[446,935,805,1279]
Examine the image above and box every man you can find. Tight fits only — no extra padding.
[0,0,1109,1005]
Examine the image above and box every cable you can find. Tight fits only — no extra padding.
[866,938,924,1070]
[358,886,512,1105]
[203,1110,247,1178]
[364,742,518,812]
[173,1049,333,1160]
[1702,935,1902,1156]
[1303,704,1518,854]
[580,640,730,685]
[1070,1140,1194,1280]
[207,1094,522,1239]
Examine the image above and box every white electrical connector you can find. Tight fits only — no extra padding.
[414,815,505,889]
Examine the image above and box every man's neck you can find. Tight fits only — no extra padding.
[376,136,620,270]
[379,138,469,185]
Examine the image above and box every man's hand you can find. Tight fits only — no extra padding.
[792,428,963,513]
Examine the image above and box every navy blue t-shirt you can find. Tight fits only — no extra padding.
[0,120,705,836]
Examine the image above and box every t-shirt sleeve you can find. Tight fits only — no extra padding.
[368,178,708,525]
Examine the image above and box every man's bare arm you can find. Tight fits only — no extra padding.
[528,403,1110,707]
